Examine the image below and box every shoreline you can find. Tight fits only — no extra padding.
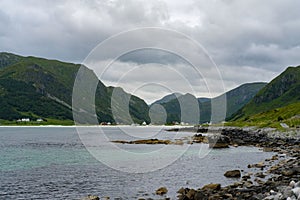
[1,125,298,199]
[171,128,300,200]
[86,127,299,199]
[0,125,194,128]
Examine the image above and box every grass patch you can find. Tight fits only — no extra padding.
[226,102,300,130]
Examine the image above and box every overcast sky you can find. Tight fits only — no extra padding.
[1,0,300,103]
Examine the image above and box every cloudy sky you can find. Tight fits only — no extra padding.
[1,0,300,103]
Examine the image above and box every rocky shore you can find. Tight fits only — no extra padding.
[112,138,173,145]
[174,128,300,200]
[83,128,299,200]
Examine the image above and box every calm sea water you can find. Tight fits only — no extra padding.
[0,126,274,199]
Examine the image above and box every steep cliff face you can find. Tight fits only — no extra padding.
[254,67,299,104]
[230,66,300,121]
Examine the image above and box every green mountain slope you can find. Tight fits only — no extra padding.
[151,93,182,105]
[157,93,199,124]
[228,102,300,129]
[199,82,267,123]
[230,66,300,121]
[0,52,22,69]
[152,82,266,124]
[222,82,267,118]
[0,52,149,124]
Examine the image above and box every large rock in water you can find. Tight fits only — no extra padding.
[81,195,100,200]
[192,134,207,143]
[156,187,168,195]
[207,135,230,148]
[224,170,241,178]
[112,139,172,145]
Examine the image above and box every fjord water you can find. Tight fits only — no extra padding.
[0,127,273,199]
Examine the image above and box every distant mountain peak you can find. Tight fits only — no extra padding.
[0,52,22,69]
[151,92,182,105]
[151,82,266,124]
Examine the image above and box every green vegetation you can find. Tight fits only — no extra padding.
[226,102,300,130]
[227,66,300,130]
[224,82,267,118]
[151,93,182,105]
[0,118,74,126]
[230,66,300,121]
[0,52,299,128]
[0,52,150,125]
[0,52,22,69]
[154,83,266,124]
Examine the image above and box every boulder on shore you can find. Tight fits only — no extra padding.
[224,170,241,178]
[207,135,230,148]
[202,183,221,191]
[248,161,266,169]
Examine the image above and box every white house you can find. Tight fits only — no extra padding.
[21,118,30,122]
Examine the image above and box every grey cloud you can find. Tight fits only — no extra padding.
[0,0,300,102]
[0,0,169,62]
[96,60,222,103]
[118,49,186,65]
[219,65,277,88]
[191,0,300,72]
[0,10,11,36]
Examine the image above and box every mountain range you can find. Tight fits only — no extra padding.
[0,52,149,125]
[0,52,299,127]
[152,82,267,124]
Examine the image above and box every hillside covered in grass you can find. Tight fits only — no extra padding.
[227,102,300,129]
[228,66,300,129]
[152,82,266,124]
[0,52,150,125]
